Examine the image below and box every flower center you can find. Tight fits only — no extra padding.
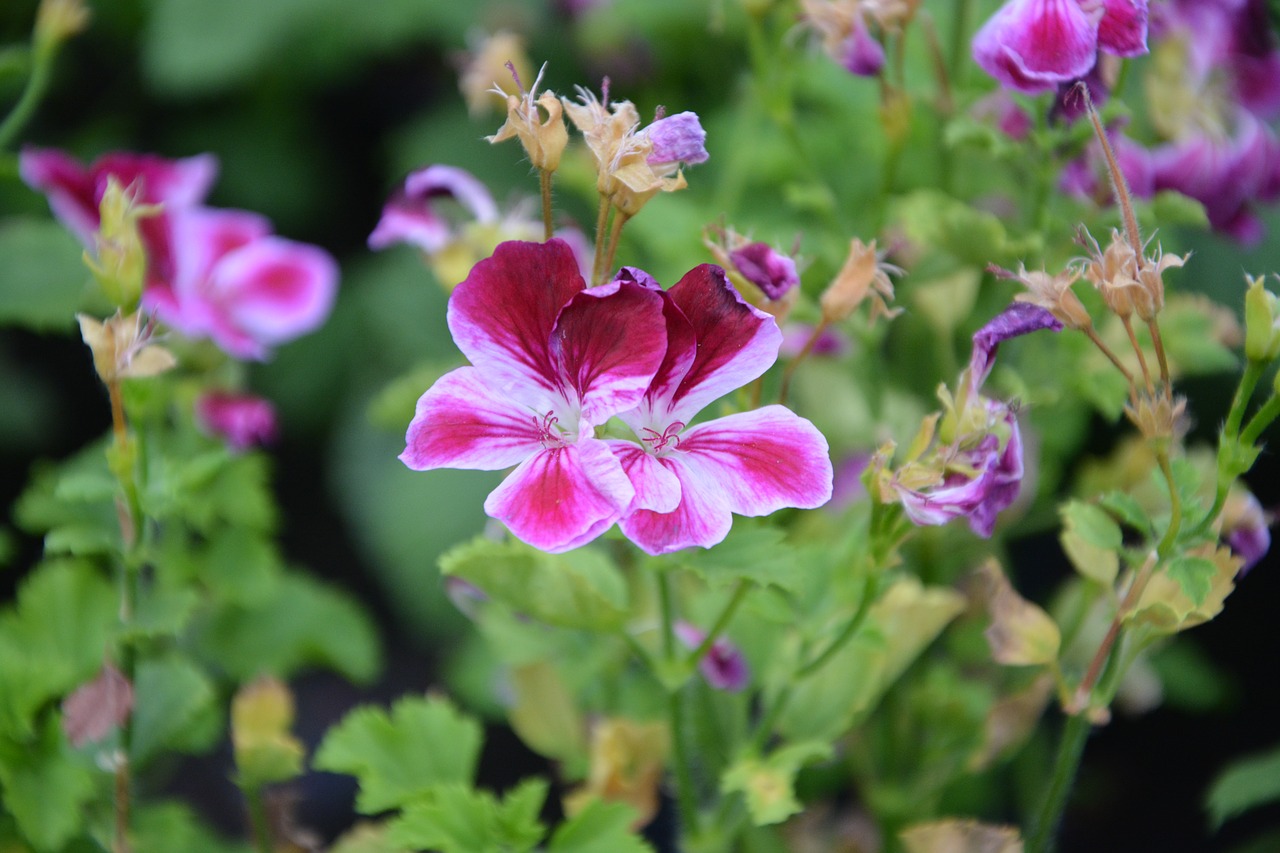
[534,410,569,449]
[640,421,684,454]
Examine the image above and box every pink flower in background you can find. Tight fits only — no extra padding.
[606,265,833,555]
[973,0,1148,95]
[143,207,338,360]
[20,147,217,282]
[368,164,500,252]
[729,242,800,300]
[642,111,709,175]
[674,621,750,691]
[400,240,669,553]
[195,391,279,451]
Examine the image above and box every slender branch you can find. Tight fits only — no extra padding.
[1070,553,1157,711]
[590,196,610,285]
[796,574,878,679]
[1146,318,1171,397]
[1024,712,1091,853]
[682,581,749,673]
[1119,315,1153,395]
[1226,360,1266,440]
[1154,450,1183,559]
[601,210,630,283]
[539,169,554,242]
[1082,325,1137,391]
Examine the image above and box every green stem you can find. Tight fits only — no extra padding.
[1154,450,1182,559]
[0,44,53,151]
[1225,360,1265,439]
[1240,387,1280,448]
[1025,712,1091,853]
[539,169,554,242]
[657,570,700,837]
[795,573,878,679]
[246,786,273,853]
[590,196,610,285]
[682,581,749,673]
[948,0,973,84]
[1194,361,1268,537]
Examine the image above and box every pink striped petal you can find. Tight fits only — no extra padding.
[605,439,682,514]
[448,240,588,407]
[661,264,781,424]
[1097,0,1148,57]
[552,280,667,424]
[972,0,1099,94]
[214,236,339,346]
[400,367,543,471]
[620,406,832,554]
[484,438,634,553]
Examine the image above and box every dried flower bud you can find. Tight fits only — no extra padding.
[488,63,570,173]
[564,718,669,828]
[77,310,175,384]
[997,263,1093,331]
[1124,391,1187,444]
[820,237,902,324]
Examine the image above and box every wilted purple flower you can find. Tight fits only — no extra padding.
[195,392,279,451]
[643,111,709,174]
[674,621,749,691]
[842,16,886,77]
[1222,489,1271,576]
[973,0,1148,95]
[729,242,800,300]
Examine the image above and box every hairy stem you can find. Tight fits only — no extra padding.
[1024,712,1091,853]
[590,196,610,285]
[682,581,749,673]
[1083,325,1137,392]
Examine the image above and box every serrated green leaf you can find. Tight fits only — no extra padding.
[43,521,120,556]
[1060,502,1120,586]
[1098,491,1152,535]
[1165,556,1217,607]
[313,696,483,814]
[675,521,802,591]
[721,741,833,826]
[0,715,96,852]
[1062,502,1123,549]
[128,587,201,642]
[0,217,90,331]
[1207,743,1280,829]
[195,572,379,683]
[131,656,219,766]
[548,800,653,853]
[330,822,409,853]
[387,780,548,853]
[441,538,628,631]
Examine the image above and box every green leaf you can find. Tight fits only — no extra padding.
[675,521,802,591]
[0,217,90,331]
[1060,501,1120,586]
[131,656,220,766]
[313,696,483,814]
[548,800,653,853]
[387,779,548,853]
[441,538,628,632]
[1098,491,1152,536]
[1160,295,1238,376]
[1207,743,1280,829]
[134,801,254,853]
[1148,190,1209,230]
[0,715,97,852]
[1165,556,1217,607]
[195,572,380,683]
[721,741,833,826]
[128,587,201,643]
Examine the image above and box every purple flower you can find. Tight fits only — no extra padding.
[195,391,278,451]
[20,147,217,284]
[729,242,800,300]
[674,621,750,691]
[968,302,1065,393]
[1222,490,1271,576]
[842,16,886,76]
[368,164,499,252]
[605,265,833,555]
[400,240,669,553]
[643,111,709,174]
[973,0,1148,95]
[143,208,338,360]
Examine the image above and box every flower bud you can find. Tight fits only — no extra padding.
[1243,274,1280,362]
[820,237,901,324]
[488,64,570,173]
[85,178,160,310]
[34,0,89,54]
[77,310,175,385]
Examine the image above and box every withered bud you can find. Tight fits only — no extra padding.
[77,310,176,384]
[820,237,902,324]
[1124,391,1187,444]
[994,263,1093,331]
[488,62,570,173]
[1078,227,1185,323]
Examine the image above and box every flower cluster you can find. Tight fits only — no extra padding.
[400,240,833,554]
[21,148,338,359]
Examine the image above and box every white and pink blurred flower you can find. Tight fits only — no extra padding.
[195,391,279,451]
[972,0,1148,95]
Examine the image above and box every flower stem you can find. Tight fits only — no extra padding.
[1119,315,1154,395]
[1083,325,1137,391]
[602,210,630,283]
[591,196,610,285]
[1146,318,1171,397]
[0,41,53,151]
[796,573,878,679]
[539,169,554,242]
[1241,391,1280,447]
[657,570,701,837]
[1024,711,1091,853]
[682,581,749,673]
[246,786,273,853]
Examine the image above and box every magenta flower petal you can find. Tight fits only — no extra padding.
[194,392,278,451]
[674,621,750,692]
[619,458,733,554]
[401,367,545,471]
[605,439,683,514]
[552,279,668,425]
[484,439,635,553]
[729,242,800,300]
[842,17,886,77]
[368,164,498,251]
[1097,0,1149,57]
[660,264,782,425]
[448,240,590,408]
[969,303,1062,391]
[213,235,338,347]
[972,0,1099,94]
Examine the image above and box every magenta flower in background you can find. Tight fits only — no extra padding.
[973,0,1148,95]
[1221,490,1271,576]
[143,207,338,360]
[400,240,669,553]
[605,265,833,555]
[674,621,750,691]
[367,164,499,252]
[842,15,886,77]
[195,391,279,451]
[642,111,709,174]
[729,242,800,301]
[20,147,217,282]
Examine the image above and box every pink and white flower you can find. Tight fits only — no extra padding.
[19,147,217,283]
[143,208,339,360]
[605,265,833,555]
[368,164,500,253]
[400,239,669,553]
[972,0,1149,95]
[195,391,279,451]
